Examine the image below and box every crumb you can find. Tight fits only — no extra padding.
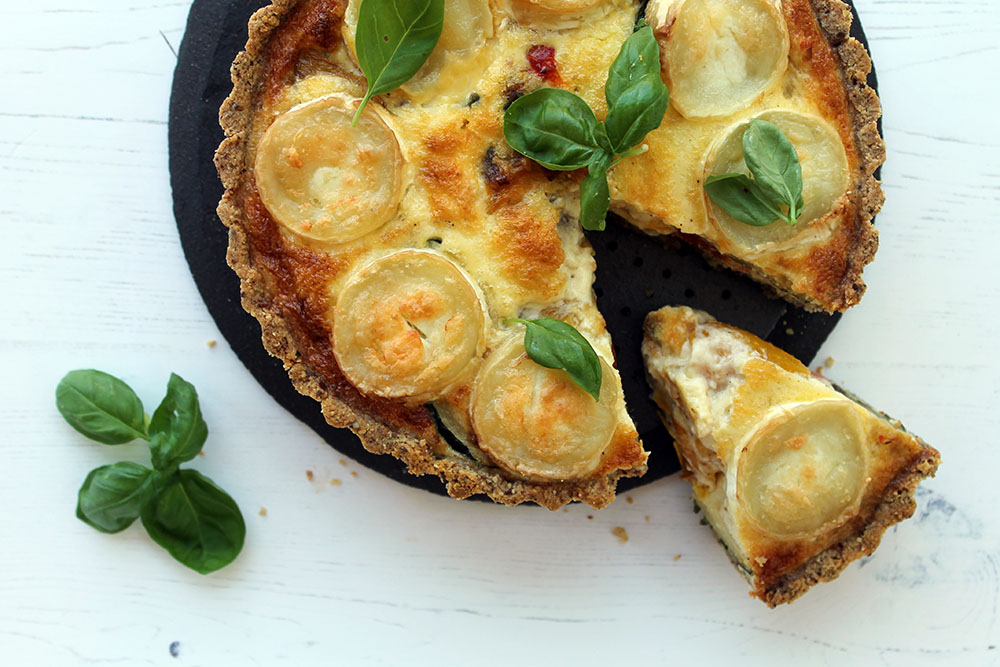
[785,327,795,336]
[612,527,629,544]
[644,515,650,522]
[824,356,835,368]
[587,515,594,520]
[350,471,358,478]
[338,458,347,466]
[673,554,681,562]
[198,451,205,456]
[563,508,568,513]
[330,478,342,486]
[206,340,217,348]
[626,496,633,504]
[306,470,314,481]
[169,641,180,658]
[258,507,267,517]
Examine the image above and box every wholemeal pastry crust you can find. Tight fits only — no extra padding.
[216,0,884,507]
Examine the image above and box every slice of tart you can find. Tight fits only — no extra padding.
[641,306,940,606]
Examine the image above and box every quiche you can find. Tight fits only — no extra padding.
[215,0,883,507]
[642,306,940,605]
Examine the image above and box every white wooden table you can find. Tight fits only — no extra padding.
[2,1,998,664]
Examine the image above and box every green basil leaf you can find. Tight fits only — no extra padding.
[141,469,245,575]
[504,88,602,170]
[77,462,160,534]
[604,74,669,153]
[353,0,445,123]
[148,373,208,471]
[605,22,662,107]
[580,158,610,232]
[56,370,147,444]
[742,120,803,224]
[594,121,614,155]
[604,23,668,152]
[704,173,785,227]
[506,317,602,401]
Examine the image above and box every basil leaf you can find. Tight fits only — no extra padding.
[604,74,669,153]
[504,88,602,170]
[580,158,610,232]
[742,120,803,224]
[605,22,662,107]
[141,469,245,575]
[77,462,160,534]
[704,173,785,227]
[56,370,147,444]
[353,0,445,123]
[148,373,208,471]
[594,121,614,155]
[507,317,602,401]
[604,24,668,152]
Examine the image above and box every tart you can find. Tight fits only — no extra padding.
[642,306,940,605]
[216,0,883,507]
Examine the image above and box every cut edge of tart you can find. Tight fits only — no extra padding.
[215,0,648,510]
[641,305,941,606]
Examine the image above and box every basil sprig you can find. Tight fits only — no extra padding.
[352,0,445,124]
[504,21,668,231]
[703,120,805,227]
[57,370,245,574]
[505,318,603,401]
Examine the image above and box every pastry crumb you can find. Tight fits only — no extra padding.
[306,470,314,481]
[673,554,681,562]
[626,496,633,504]
[198,451,205,457]
[824,356,835,368]
[587,515,594,520]
[563,508,568,513]
[785,327,795,336]
[612,527,629,544]
[330,478,342,486]
[206,340,217,348]
[644,515,650,522]
[258,507,267,517]
[350,471,358,478]
[338,458,347,466]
